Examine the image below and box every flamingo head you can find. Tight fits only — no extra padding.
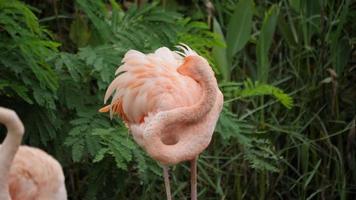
[177,55,214,83]
[0,107,24,136]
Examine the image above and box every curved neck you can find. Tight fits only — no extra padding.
[161,62,217,126]
[0,107,24,196]
[142,59,219,164]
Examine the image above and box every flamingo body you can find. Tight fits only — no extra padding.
[7,146,67,200]
[101,45,223,164]
[101,45,223,199]
[0,107,67,200]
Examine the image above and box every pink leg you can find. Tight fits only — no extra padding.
[191,156,198,200]
[163,165,172,200]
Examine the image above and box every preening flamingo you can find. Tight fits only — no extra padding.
[100,45,223,199]
[0,107,67,200]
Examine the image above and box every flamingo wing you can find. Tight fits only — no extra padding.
[8,170,38,200]
[103,47,202,124]
[9,146,66,200]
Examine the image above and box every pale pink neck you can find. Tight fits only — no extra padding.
[0,107,24,196]
[160,71,217,125]
[143,61,218,164]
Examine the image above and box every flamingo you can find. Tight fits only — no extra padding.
[100,44,223,199]
[0,107,67,200]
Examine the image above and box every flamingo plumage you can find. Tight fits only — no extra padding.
[0,107,67,200]
[100,44,223,200]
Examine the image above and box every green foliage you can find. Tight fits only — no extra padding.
[178,18,223,71]
[211,0,255,81]
[216,108,281,172]
[0,0,62,149]
[73,0,180,50]
[223,79,293,108]
[0,0,59,106]
[0,0,354,199]
[92,127,162,178]
[92,127,135,170]
[240,79,294,109]
[64,111,104,162]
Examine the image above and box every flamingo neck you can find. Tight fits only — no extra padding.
[0,108,24,197]
[142,61,219,164]
[162,62,218,125]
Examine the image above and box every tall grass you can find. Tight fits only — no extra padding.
[210,0,355,199]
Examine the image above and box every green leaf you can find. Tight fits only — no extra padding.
[93,148,109,162]
[226,0,254,58]
[277,14,297,47]
[304,159,322,189]
[256,5,279,83]
[72,140,84,162]
[331,37,351,75]
[0,80,33,104]
[212,18,229,81]
[330,0,351,75]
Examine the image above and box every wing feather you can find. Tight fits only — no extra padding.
[104,46,202,124]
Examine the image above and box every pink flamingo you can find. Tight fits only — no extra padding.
[100,44,223,199]
[0,107,67,200]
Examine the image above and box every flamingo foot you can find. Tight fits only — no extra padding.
[163,165,172,200]
[191,156,198,200]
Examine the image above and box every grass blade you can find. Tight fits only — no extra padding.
[226,0,254,60]
[256,4,280,83]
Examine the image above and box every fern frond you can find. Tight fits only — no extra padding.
[224,79,294,109]
[0,0,60,105]
[240,79,294,109]
[216,108,282,172]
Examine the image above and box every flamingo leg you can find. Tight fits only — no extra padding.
[191,156,198,200]
[163,165,172,200]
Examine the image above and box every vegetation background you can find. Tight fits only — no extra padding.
[0,0,355,199]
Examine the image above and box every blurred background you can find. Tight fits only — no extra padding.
[0,0,355,199]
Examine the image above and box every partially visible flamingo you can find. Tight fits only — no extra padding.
[100,44,223,199]
[0,107,67,200]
